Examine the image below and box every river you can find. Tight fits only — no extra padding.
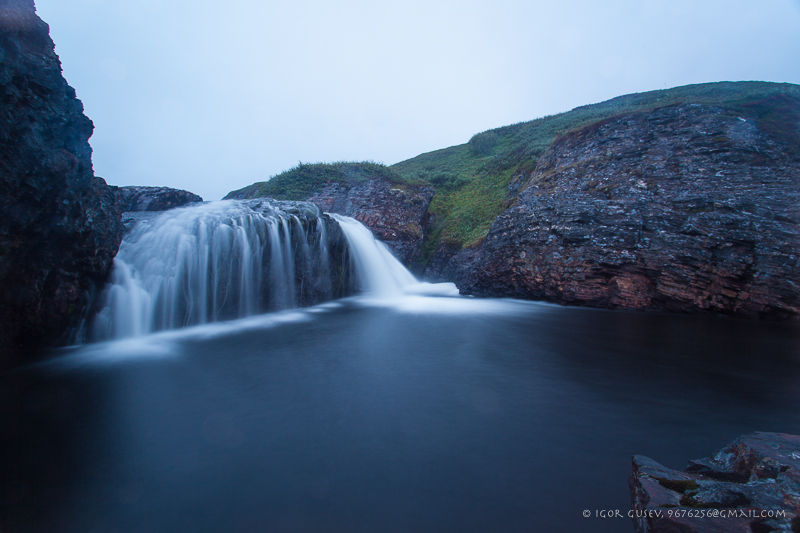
[2,294,799,532]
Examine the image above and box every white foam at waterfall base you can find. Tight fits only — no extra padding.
[330,214,459,300]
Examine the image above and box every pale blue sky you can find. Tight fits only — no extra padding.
[35,0,800,200]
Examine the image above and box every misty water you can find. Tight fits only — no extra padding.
[2,205,800,532]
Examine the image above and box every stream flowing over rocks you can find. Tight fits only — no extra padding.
[443,103,800,319]
[227,178,434,270]
[90,199,354,341]
[0,0,122,358]
[1,3,799,530]
[305,180,434,268]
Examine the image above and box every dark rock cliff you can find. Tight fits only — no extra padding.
[0,0,122,357]
[446,101,800,319]
[115,185,202,212]
[630,432,800,533]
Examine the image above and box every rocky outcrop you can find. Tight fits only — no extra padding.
[449,101,800,319]
[223,182,261,200]
[306,180,433,267]
[115,185,202,212]
[630,432,800,533]
[0,0,123,357]
[116,185,203,233]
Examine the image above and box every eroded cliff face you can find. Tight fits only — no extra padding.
[0,0,122,355]
[448,101,800,319]
[307,180,433,267]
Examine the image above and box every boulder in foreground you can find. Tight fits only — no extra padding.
[630,432,800,533]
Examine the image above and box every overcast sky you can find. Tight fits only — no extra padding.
[34,0,800,201]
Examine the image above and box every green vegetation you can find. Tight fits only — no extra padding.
[390,81,800,260]
[232,161,407,201]
[230,82,799,264]
[740,94,800,155]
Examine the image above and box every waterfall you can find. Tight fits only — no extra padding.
[90,200,458,341]
[331,213,459,299]
[90,199,349,340]
[330,214,417,297]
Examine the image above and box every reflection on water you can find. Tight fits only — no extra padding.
[2,297,800,533]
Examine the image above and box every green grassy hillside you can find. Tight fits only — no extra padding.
[227,81,800,265]
[391,81,800,262]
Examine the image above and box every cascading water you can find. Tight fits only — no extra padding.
[331,213,459,299]
[89,200,458,341]
[90,199,350,341]
[330,214,417,297]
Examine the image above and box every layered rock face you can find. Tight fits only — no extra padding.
[306,180,433,267]
[115,185,202,212]
[630,432,800,533]
[0,0,122,354]
[453,102,800,319]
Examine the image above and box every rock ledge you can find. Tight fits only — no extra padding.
[630,432,800,532]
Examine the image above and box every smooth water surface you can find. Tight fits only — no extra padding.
[2,298,800,532]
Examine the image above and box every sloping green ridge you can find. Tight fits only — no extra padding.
[391,81,800,262]
[226,81,800,264]
[224,161,410,201]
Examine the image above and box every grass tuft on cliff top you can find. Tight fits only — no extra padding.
[390,81,800,262]
[225,161,409,201]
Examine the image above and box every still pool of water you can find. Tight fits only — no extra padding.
[2,296,800,532]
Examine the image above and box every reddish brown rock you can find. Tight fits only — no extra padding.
[451,101,800,319]
[306,180,433,267]
[225,173,433,268]
[630,432,800,533]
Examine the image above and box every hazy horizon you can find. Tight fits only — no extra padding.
[34,0,800,200]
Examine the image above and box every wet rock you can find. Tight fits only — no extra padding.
[629,432,800,533]
[306,180,434,267]
[451,102,800,319]
[0,0,123,359]
[115,185,202,212]
[225,175,433,269]
[115,185,203,232]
